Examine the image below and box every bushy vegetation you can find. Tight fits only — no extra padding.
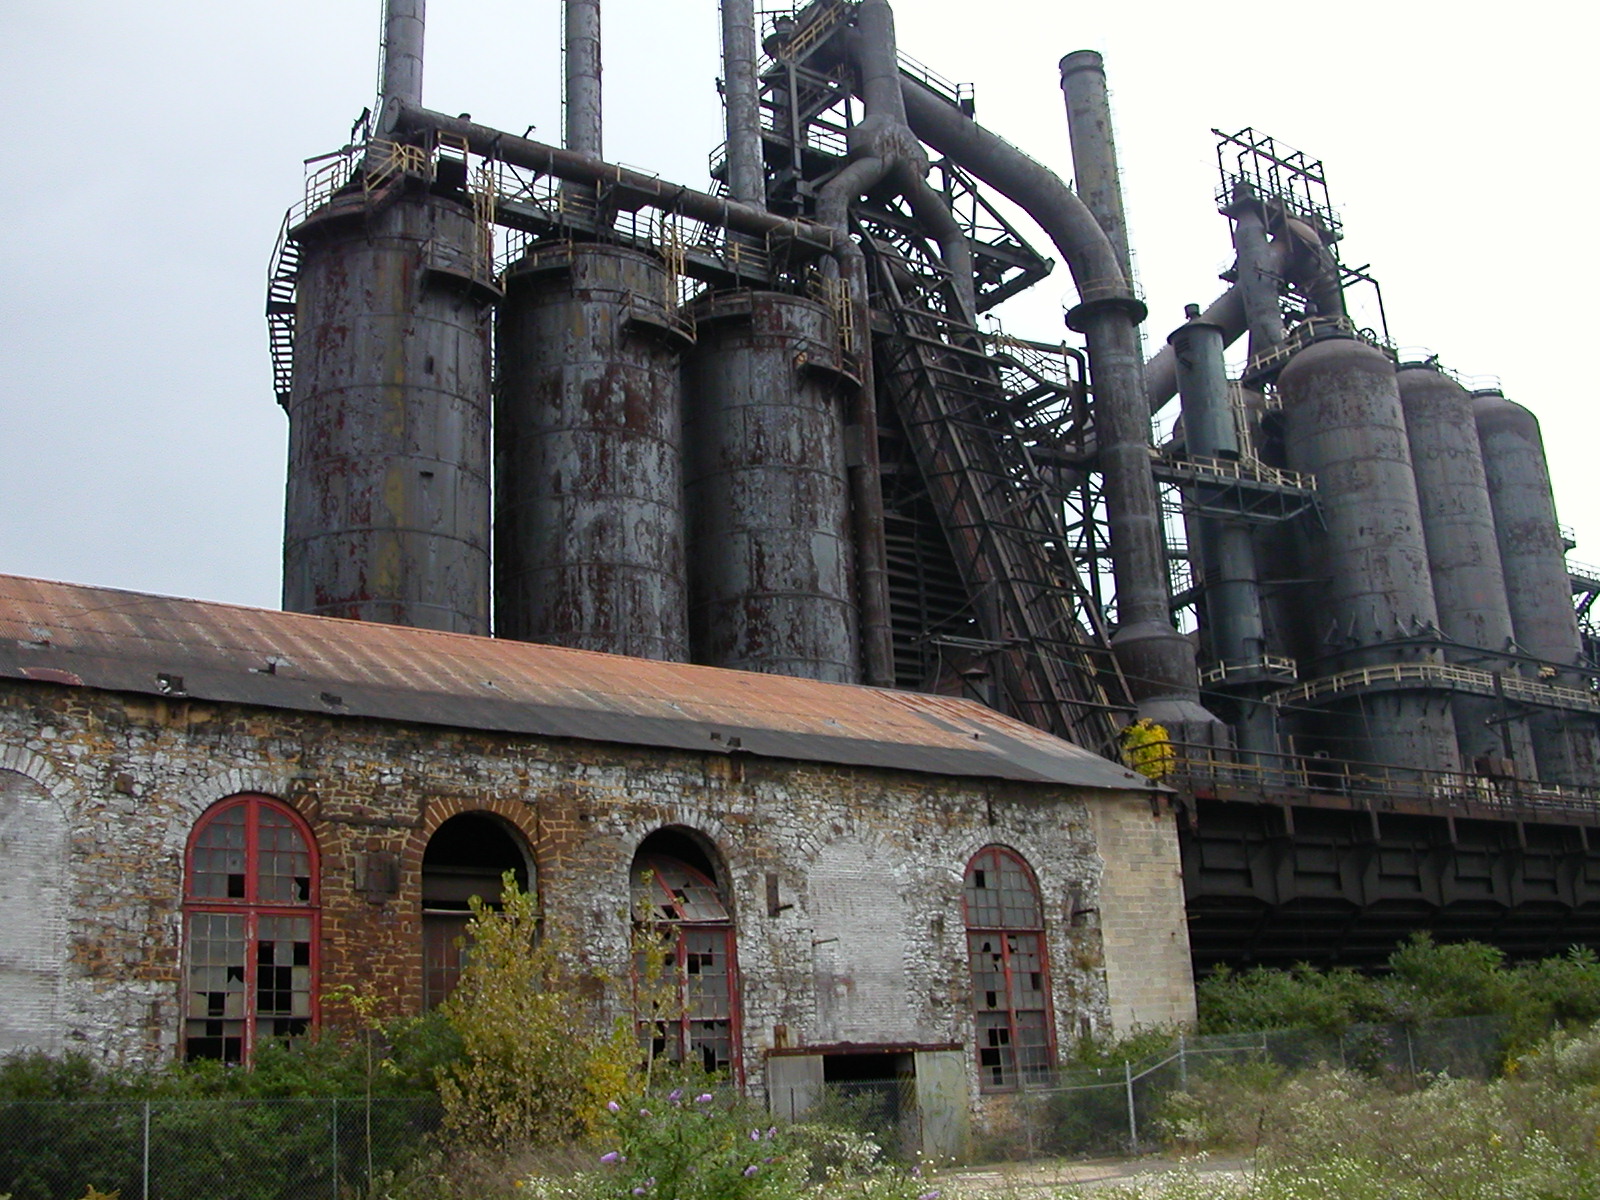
[1197,932,1600,1053]
[1130,1019,1600,1198]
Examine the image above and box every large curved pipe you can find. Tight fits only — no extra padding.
[893,55,1216,731]
[818,154,897,687]
[898,76,1126,302]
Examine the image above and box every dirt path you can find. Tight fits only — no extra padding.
[944,1153,1252,1196]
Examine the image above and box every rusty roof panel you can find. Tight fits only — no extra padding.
[0,574,1151,792]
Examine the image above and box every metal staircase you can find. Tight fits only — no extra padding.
[266,215,301,407]
[868,246,1130,752]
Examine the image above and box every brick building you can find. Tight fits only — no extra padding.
[0,573,1194,1139]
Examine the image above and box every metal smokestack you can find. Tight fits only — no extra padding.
[1059,50,1132,283]
[377,0,425,133]
[565,0,603,155]
[721,0,764,208]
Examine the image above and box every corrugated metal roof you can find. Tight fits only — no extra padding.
[0,574,1152,792]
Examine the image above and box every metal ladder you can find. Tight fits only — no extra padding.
[872,257,1130,751]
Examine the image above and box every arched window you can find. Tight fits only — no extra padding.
[422,812,532,1010]
[963,845,1055,1090]
[183,795,318,1064]
[631,829,739,1077]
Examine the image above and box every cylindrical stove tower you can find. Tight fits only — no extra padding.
[495,242,691,660]
[283,183,493,634]
[1397,364,1535,774]
[1278,335,1458,773]
[1169,312,1276,757]
[682,292,858,682]
[1474,388,1599,785]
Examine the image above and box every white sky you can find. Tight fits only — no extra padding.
[2,0,1595,610]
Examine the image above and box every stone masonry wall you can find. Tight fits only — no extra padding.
[0,678,1190,1093]
[1089,790,1198,1031]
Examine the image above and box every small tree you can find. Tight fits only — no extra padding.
[436,873,636,1149]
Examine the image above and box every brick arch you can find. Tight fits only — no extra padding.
[615,805,737,859]
[185,766,302,823]
[804,819,915,884]
[0,746,74,814]
[0,757,72,1055]
[404,795,539,887]
[944,830,1076,895]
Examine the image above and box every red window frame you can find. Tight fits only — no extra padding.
[632,854,742,1082]
[962,845,1057,1091]
[182,794,320,1064]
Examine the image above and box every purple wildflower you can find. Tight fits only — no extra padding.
[632,1190,647,1196]
[749,1129,761,1142]
[919,1190,941,1199]
[667,1088,684,1104]
[600,1152,623,1165]
[639,1108,651,1118]
[766,1127,777,1139]
[743,1166,760,1178]
[607,1101,621,1113]
[695,1093,714,1104]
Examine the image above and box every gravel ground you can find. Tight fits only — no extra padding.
[943,1154,1253,1196]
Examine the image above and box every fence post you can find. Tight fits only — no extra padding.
[141,1099,151,1200]
[1178,1034,1188,1091]
[332,1097,339,1200]
[1124,1060,1137,1153]
[1405,1025,1417,1083]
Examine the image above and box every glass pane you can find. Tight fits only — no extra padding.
[192,805,248,900]
[257,808,311,904]
[185,912,246,1064]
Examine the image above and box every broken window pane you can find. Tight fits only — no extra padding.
[964,846,1055,1091]
[183,796,318,1064]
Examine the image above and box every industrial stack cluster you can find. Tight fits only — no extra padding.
[276,0,1599,795]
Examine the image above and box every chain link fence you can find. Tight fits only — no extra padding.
[0,1095,441,1200]
[971,1014,1509,1161]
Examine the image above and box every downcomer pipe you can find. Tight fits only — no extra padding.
[377,0,425,134]
[720,0,765,208]
[565,0,603,156]
[894,61,1218,736]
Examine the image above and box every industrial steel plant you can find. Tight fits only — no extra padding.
[2,0,1598,1110]
[275,0,1600,959]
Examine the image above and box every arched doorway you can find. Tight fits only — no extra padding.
[422,813,531,1009]
[631,828,739,1076]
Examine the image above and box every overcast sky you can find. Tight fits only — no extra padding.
[2,1,1594,611]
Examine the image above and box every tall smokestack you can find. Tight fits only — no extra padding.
[721,0,764,207]
[1059,50,1132,284]
[378,0,425,134]
[565,0,603,155]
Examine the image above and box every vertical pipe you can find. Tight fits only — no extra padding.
[1073,301,1215,736]
[378,0,425,132]
[564,0,603,156]
[1059,47,1220,741]
[1171,312,1274,758]
[721,0,765,208]
[1228,203,1286,359]
[1059,51,1132,285]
